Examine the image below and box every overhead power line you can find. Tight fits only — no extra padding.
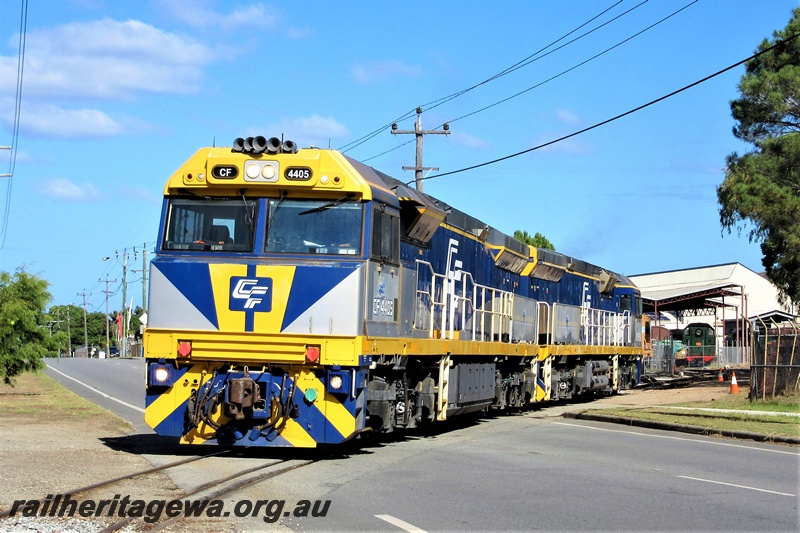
[360,0,697,163]
[339,0,645,154]
[1,0,29,251]
[440,0,698,128]
[420,0,639,114]
[412,32,800,185]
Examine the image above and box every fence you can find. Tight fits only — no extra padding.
[751,319,799,400]
[645,342,676,375]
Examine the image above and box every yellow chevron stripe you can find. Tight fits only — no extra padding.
[209,264,248,331]
[322,389,356,440]
[181,419,223,444]
[145,364,210,430]
[293,372,356,441]
[279,418,318,447]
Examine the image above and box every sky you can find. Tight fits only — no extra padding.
[0,0,797,315]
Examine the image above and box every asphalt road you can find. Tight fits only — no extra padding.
[43,357,799,532]
[44,356,150,434]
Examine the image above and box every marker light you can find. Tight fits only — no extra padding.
[178,341,192,357]
[305,346,320,363]
[304,388,318,403]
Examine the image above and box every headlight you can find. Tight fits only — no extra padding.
[326,370,350,395]
[148,363,176,388]
[154,367,170,383]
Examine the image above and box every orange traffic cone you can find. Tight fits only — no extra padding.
[730,372,740,394]
[718,369,724,382]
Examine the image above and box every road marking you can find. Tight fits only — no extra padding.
[552,421,799,455]
[677,475,796,497]
[46,364,145,413]
[375,514,428,533]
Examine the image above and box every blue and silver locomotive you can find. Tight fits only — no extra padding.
[144,137,643,448]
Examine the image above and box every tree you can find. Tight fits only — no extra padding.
[0,269,53,385]
[717,8,800,305]
[514,230,556,251]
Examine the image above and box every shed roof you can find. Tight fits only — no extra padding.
[631,264,745,314]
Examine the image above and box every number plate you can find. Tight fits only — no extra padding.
[284,167,312,181]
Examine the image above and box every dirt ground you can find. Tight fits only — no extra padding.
[0,374,730,532]
[588,382,737,407]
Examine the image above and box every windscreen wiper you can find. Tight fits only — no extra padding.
[298,194,355,215]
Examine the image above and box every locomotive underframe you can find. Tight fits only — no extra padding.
[364,349,640,434]
[146,346,640,445]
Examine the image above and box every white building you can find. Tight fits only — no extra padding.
[631,263,797,365]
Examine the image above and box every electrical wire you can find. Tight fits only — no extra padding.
[339,0,638,154]
[412,32,800,185]
[0,0,28,251]
[441,0,698,127]
[420,0,641,114]
[365,0,698,163]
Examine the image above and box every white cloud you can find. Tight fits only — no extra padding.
[351,61,422,84]
[115,185,162,205]
[262,115,350,147]
[159,0,278,30]
[36,178,103,202]
[18,104,123,138]
[452,131,490,150]
[532,132,592,155]
[0,18,211,100]
[554,109,581,126]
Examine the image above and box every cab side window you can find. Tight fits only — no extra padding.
[371,207,399,265]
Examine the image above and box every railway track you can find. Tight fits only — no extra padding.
[0,450,233,520]
[100,457,313,532]
[638,368,751,389]
[0,447,325,532]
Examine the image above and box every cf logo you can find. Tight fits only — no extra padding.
[230,277,272,311]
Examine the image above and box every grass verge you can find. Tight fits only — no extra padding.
[0,371,131,431]
[589,393,800,438]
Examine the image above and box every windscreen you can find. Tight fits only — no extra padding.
[163,198,256,252]
[265,198,362,255]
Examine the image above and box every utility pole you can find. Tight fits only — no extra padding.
[99,277,116,358]
[132,245,149,311]
[78,291,90,357]
[120,250,129,358]
[47,311,63,338]
[65,306,72,357]
[391,107,450,192]
[141,245,148,311]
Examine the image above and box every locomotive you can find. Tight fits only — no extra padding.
[144,137,644,448]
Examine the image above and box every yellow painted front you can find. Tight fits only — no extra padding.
[145,363,212,430]
[253,265,296,333]
[293,370,357,441]
[164,147,375,200]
